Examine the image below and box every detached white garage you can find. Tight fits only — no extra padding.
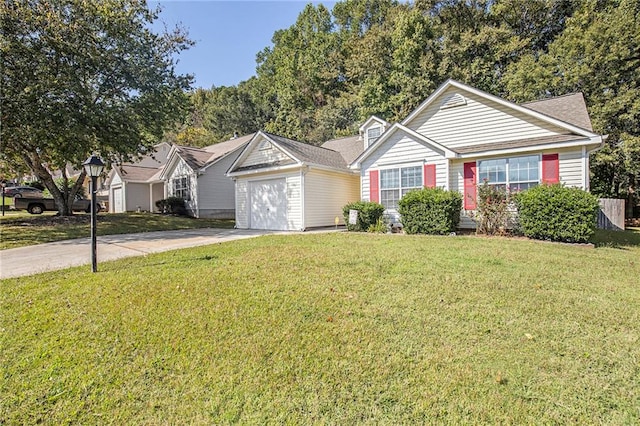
[227,131,362,231]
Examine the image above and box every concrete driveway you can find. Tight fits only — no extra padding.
[0,228,273,279]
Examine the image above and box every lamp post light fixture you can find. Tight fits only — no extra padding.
[83,154,105,272]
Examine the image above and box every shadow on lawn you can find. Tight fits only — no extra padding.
[592,227,640,249]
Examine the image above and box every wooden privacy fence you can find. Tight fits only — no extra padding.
[597,198,625,231]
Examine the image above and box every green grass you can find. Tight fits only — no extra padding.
[2,232,639,424]
[0,213,234,250]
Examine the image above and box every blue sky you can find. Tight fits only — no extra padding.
[150,1,336,89]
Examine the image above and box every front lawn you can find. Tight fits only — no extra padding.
[2,233,638,423]
[0,213,234,250]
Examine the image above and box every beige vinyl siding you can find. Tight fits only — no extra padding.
[361,131,449,201]
[304,169,360,228]
[195,153,237,218]
[235,179,248,229]
[151,182,164,213]
[406,87,569,150]
[126,183,151,211]
[239,137,296,169]
[285,173,303,230]
[557,148,585,188]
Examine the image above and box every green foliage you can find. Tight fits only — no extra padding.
[156,197,188,216]
[367,217,388,233]
[397,187,462,235]
[1,0,192,214]
[475,181,512,235]
[50,177,86,199]
[514,184,600,243]
[504,0,640,213]
[342,201,385,232]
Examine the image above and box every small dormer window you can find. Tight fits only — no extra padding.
[367,126,382,146]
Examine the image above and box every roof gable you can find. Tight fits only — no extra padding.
[402,79,597,139]
[228,131,352,175]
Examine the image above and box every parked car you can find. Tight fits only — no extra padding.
[14,195,98,214]
[3,186,43,198]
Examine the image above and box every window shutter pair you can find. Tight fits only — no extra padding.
[369,165,437,202]
[462,153,559,210]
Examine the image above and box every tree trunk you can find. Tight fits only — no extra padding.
[21,151,86,216]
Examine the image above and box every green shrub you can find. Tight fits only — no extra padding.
[156,197,188,216]
[398,187,462,235]
[475,181,512,235]
[514,184,599,243]
[367,217,388,233]
[342,201,385,232]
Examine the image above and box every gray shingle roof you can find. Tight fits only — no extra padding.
[115,165,163,182]
[454,134,586,155]
[321,135,364,165]
[176,134,253,171]
[263,132,351,170]
[522,93,593,131]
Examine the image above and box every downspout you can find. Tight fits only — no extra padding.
[444,160,450,190]
[300,166,308,231]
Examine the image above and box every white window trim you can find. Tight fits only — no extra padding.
[477,154,541,190]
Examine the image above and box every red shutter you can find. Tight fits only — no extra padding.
[369,170,379,202]
[463,162,477,210]
[542,153,560,184]
[424,164,436,188]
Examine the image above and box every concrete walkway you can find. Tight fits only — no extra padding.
[0,228,274,279]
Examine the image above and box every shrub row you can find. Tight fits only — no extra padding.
[343,184,600,243]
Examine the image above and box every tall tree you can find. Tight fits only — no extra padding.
[1,0,192,214]
[503,0,640,216]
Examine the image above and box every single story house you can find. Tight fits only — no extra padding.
[231,79,604,231]
[160,134,253,219]
[227,131,361,230]
[351,79,605,227]
[107,142,171,213]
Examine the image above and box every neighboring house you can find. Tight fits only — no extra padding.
[160,134,253,219]
[106,142,171,213]
[227,131,360,231]
[351,79,605,227]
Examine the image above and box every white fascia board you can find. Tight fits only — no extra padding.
[456,136,604,159]
[350,123,401,168]
[396,124,456,158]
[226,163,301,178]
[350,123,454,169]
[158,146,182,180]
[402,79,599,138]
[200,144,246,173]
[226,131,266,174]
[302,163,359,175]
[358,115,390,133]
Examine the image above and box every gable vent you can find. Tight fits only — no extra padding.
[441,93,467,109]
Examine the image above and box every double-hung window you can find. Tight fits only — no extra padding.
[380,166,422,209]
[367,127,381,146]
[478,155,539,191]
[172,176,191,201]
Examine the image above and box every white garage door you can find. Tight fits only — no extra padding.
[112,187,124,213]
[250,179,287,230]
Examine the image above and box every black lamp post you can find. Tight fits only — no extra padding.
[83,154,105,272]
